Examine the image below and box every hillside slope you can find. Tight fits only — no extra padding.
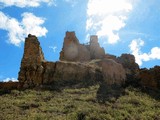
[0,85,160,120]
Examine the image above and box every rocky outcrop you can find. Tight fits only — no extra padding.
[60,31,105,61]
[138,66,160,89]
[117,54,139,86]
[102,59,126,85]
[0,82,19,90]
[97,59,126,101]
[0,81,21,95]
[44,61,103,87]
[19,60,103,89]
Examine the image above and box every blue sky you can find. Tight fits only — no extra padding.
[0,0,160,82]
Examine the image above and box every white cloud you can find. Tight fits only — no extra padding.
[2,77,18,82]
[49,46,57,52]
[129,38,160,66]
[22,12,48,37]
[0,0,55,8]
[86,0,133,44]
[0,12,48,46]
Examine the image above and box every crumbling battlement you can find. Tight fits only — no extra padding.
[16,31,159,90]
[18,33,104,88]
[18,32,126,88]
[60,31,105,61]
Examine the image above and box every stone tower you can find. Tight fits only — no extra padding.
[21,34,45,65]
[90,35,98,44]
[59,32,105,61]
[60,31,79,61]
[18,34,45,88]
[90,35,105,59]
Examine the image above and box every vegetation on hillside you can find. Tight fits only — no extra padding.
[0,85,160,120]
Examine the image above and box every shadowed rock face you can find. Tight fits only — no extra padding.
[0,82,19,90]
[117,54,139,86]
[138,66,160,89]
[117,54,139,75]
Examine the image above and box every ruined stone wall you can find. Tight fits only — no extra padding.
[59,31,105,62]
[17,32,160,90]
[18,34,45,88]
[18,34,103,88]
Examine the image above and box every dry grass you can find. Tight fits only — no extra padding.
[0,85,160,120]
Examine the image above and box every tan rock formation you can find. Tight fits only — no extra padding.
[49,61,103,86]
[102,59,126,85]
[97,59,126,101]
[117,54,139,74]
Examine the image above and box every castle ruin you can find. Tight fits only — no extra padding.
[60,31,105,61]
